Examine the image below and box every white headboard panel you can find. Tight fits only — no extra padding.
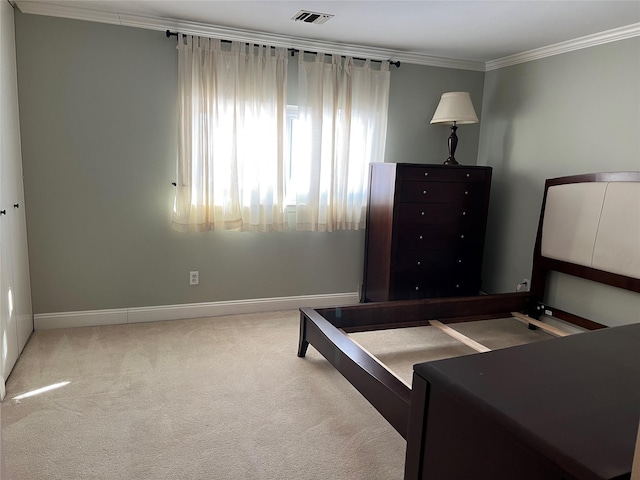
[541,183,607,269]
[541,181,640,280]
[592,183,640,279]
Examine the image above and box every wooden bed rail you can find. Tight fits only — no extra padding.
[314,292,535,332]
[298,307,412,438]
[297,292,534,438]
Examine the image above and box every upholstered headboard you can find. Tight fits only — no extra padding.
[541,180,640,280]
[530,172,640,328]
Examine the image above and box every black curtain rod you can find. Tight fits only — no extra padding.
[165,30,400,68]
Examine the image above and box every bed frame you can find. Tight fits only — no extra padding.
[297,171,640,477]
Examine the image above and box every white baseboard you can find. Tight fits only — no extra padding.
[34,292,360,330]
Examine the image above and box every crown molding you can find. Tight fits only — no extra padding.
[14,1,640,73]
[14,0,485,71]
[486,22,640,71]
[16,0,121,24]
[128,13,487,71]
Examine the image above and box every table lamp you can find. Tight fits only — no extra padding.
[431,92,478,165]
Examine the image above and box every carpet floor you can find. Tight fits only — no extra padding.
[1,309,550,479]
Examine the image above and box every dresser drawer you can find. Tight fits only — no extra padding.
[399,181,485,204]
[400,166,489,183]
[392,276,481,300]
[394,250,481,275]
[396,225,483,251]
[398,203,484,225]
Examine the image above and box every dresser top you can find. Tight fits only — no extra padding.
[372,162,492,170]
[415,323,640,480]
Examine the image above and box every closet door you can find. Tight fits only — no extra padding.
[0,203,18,384]
[1,0,32,353]
[0,0,33,386]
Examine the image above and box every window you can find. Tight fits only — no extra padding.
[172,36,391,232]
[284,105,300,206]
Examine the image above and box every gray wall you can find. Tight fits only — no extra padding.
[385,62,484,165]
[15,12,485,314]
[478,37,640,326]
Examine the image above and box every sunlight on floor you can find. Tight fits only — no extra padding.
[12,381,70,401]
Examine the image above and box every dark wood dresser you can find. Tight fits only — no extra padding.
[405,323,640,480]
[362,163,492,302]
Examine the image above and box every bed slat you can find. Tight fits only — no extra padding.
[429,320,492,353]
[511,311,572,337]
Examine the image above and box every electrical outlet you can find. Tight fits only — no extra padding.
[516,278,530,292]
[190,271,199,285]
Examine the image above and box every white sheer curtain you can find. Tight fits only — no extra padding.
[172,36,288,232]
[294,53,391,232]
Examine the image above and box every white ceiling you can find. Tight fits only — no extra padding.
[14,0,640,69]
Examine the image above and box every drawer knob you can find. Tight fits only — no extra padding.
[424,172,429,176]
[422,190,427,194]
[421,211,425,216]
[456,284,460,288]
[415,286,419,291]
[458,259,462,263]
[466,174,470,178]
[460,234,465,239]
[419,235,423,240]
[417,261,421,266]
[465,191,469,195]
[462,211,466,216]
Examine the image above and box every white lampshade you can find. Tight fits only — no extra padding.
[430,92,478,125]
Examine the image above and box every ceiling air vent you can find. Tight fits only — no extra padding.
[291,10,334,24]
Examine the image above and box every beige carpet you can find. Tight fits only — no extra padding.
[1,310,551,479]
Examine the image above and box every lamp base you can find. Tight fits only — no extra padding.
[443,124,459,166]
